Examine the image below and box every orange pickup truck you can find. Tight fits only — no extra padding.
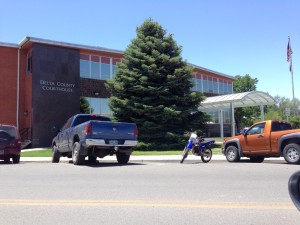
[222,120,300,164]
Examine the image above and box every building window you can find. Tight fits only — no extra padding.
[191,74,233,95]
[80,54,90,78]
[26,52,32,74]
[100,57,111,80]
[202,75,209,93]
[112,58,121,75]
[213,78,218,94]
[208,76,213,93]
[219,79,224,94]
[191,73,203,93]
[228,81,233,93]
[80,54,121,81]
[84,97,112,117]
[91,55,100,79]
[203,108,231,124]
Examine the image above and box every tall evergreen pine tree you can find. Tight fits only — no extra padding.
[106,19,206,148]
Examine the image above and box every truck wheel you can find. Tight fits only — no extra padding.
[12,155,20,164]
[116,152,130,164]
[72,142,85,165]
[225,146,240,162]
[51,145,60,163]
[283,143,300,164]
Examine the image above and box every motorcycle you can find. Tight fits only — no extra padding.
[180,132,215,163]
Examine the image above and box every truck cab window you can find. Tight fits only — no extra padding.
[248,123,266,135]
[271,122,292,132]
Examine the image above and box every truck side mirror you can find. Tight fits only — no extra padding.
[288,170,300,211]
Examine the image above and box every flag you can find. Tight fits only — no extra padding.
[287,36,293,72]
[287,36,293,62]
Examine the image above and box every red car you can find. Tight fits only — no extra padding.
[0,125,22,164]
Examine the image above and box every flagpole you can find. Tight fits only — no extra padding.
[287,36,296,115]
[291,56,296,115]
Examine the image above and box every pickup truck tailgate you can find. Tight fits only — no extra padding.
[90,121,137,141]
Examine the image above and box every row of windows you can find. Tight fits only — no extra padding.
[84,97,112,116]
[80,54,234,96]
[80,54,121,80]
[192,76,233,95]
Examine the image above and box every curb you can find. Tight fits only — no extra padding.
[20,155,285,162]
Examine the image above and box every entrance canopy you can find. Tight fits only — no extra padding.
[200,91,275,109]
[199,91,276,138]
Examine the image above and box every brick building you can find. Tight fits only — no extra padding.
[0,37,235,147]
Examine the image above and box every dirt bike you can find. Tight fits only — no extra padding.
[180,132,214,163]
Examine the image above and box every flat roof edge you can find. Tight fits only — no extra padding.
[0,42,19,48]
[19,36,124,54]
[189,63,235,80]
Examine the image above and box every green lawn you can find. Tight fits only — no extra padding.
[21,143,222,157]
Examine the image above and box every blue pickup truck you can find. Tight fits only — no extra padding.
[51,114,138,165]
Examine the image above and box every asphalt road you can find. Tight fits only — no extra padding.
[0,159,299,225]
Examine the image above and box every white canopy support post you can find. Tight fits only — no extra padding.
[231,103,235,136]
[219,109,224,140]
[260,105,264,121]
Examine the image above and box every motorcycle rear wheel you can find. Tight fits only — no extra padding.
[201,148,212,163]
[180,147,190,163]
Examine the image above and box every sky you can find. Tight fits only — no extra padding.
[1,0,299,100]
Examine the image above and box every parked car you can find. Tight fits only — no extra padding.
[0,124,22,164]
[52,114,138,165]
[222,120,300,164]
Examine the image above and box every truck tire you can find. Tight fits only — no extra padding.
[51,144,60,163]
[225,145,240,162]
[283,143,300,164]
[12,155,20,164]
[116,152,130,164]
[72,142,85,165]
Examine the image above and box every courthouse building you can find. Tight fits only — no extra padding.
[0,37,235,147]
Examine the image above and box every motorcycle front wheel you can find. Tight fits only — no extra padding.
[180,147,190,163]
[201,148,212,163]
